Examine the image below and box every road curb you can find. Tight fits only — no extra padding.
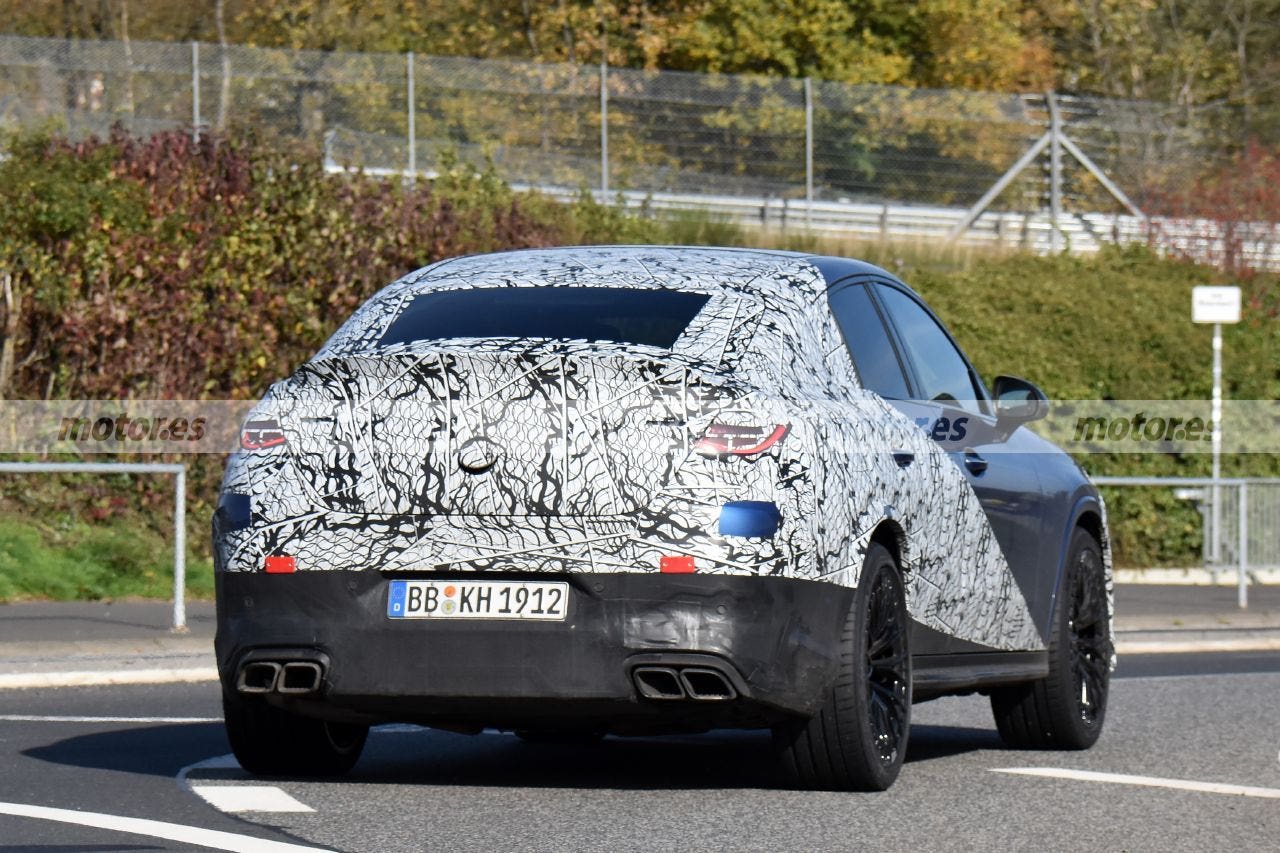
[1115,568,1280,585]
[0,667,219,690]
[1115,637,1280,655]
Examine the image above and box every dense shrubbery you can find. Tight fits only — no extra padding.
[0,128,656,401]
[0,129,1276,598]
[908,248,1280,567]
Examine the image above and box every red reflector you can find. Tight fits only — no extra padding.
[264,555,296,574]
[660,555,696,574]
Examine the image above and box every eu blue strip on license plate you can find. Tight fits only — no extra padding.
[387,580,408,617]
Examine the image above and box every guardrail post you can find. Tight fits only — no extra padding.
[172,465,187,632]
[0,461,189,631]
[1238,481,1248,609]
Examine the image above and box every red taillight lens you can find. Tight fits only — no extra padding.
[693,423,789,458]
[241,418,286,450]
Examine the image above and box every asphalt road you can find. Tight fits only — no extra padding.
[1,653,1277,853]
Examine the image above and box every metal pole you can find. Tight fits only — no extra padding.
[1238,481,1248,609]
[599,61,609,197]
[190,41,201,143]
[947,133,1051,241]
[804,77,813,231]
[1211,322,1223,566]
[0,462,187,631]
[172,466,187,632]
[406,51,416,182]
[1058,134,1144,219]
[1047,91,1062,252]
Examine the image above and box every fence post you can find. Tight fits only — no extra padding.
[599,61,609,197]
[406,51,416,182]
[1211,321,1223,567]
[190,41,201,142]
[804,77,813,230]
[1238,481,1248,609]
[172,465,187,632]
[1047,90,1062,252]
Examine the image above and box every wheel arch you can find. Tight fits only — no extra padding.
[869,518,908,576]
[1046,492,1108,633]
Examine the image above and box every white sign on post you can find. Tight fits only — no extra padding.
[1192,286,1242,324]
[1191,283,1244,605]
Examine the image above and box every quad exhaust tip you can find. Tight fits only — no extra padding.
[237,661,281,694]
[633,667,686,700]
[679,667,737,701]
[236,658,324,695]
[278,661,324,694]
[632,664,738,702]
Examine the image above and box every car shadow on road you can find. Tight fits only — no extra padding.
[22,722,230,778]
[24,721,1001,790]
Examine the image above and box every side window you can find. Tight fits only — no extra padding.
[874,284,986,415]
[826,283,911,400]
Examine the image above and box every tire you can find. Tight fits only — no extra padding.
[990,527,1111,750]
[223,689,369,776]
[773,543,912,791]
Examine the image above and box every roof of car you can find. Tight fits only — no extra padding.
[416,245,898,294]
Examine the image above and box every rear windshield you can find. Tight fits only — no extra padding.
[378,287,711,350]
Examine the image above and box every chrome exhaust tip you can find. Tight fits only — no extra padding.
[236,661,281,694]
[277,661,324,694]
[679,667,737,701]
[632,667,686,700]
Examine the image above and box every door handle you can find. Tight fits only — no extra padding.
[963,450,988,475]
[892,450,914,469]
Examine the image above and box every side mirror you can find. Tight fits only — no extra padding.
[992,375,1049,427]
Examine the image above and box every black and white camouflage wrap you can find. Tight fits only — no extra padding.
[216,247,1063,652]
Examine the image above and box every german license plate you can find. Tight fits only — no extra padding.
[386,580,570,621]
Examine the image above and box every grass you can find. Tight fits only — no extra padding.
[0,514,213,603]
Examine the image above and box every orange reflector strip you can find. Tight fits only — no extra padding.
[264,555,296,574]
[660,555,696,574]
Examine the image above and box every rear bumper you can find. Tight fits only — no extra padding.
[215,570,850,733]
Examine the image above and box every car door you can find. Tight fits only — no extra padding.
[867,281,1053,631]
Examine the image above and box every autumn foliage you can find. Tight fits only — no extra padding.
[1149,140,1280,284]
[0,128,647,400]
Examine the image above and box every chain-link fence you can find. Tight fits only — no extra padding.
[1,33,1271,264]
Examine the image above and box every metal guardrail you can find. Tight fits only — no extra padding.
[1091,476,1280,609]
[0,462,187,630]
[336,163,1280,269]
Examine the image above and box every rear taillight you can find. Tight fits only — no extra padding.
[241,418,286,450]
[693,423,789,458]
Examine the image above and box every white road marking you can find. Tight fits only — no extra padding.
[192,786,315,813]
[0,714,220,723]
[0,800,333,852]
[991,767,1280,799]
[0,667,218,689]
